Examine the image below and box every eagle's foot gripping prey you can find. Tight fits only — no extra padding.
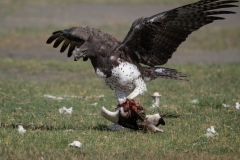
[101,99,165,133]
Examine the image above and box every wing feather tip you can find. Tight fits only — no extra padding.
[60,48,65,53]
[52,30,62,34]
[46,39,52,44]
[46,37,55,44]
[67,53,72,57]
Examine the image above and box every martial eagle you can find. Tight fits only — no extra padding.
[46,0,238,104]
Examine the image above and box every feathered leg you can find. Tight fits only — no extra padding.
[127,77,147,101]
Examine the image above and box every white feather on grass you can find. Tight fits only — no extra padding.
[59,107,73,114]
[191,99,199,104]
[18,125,26,134]
[236,102,240,109]
[68,141,82,148]
[222,103,230,108]
[205,126,219,138]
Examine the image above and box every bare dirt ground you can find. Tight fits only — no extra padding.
[1,2,240,64]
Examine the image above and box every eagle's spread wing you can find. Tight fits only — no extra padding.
[46,27,91,57]
[118,0,238,66]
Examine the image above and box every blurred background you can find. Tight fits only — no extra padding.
[0,0,239,63]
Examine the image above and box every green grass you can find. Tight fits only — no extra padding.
[0,58,240,159]
[1,0,239,158]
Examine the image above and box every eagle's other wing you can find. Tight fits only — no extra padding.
[46,27,91,57]
[117,0,238,66]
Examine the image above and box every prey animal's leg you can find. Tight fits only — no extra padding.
[127,77,147,100]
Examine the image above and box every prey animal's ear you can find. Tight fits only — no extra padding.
[158,117,165,126]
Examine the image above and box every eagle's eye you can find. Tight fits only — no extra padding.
[82,50,87,54]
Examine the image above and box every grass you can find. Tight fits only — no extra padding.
[0,58,240,159]
[0,0,239,159]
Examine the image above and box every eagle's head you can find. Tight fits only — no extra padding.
[73,39,96,61]
[73,31,112,62]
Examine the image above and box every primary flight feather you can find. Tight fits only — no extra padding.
[46,0,238,104]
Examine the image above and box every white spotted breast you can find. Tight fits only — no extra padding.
[105,62,141,91]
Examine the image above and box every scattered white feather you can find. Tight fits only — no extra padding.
[90,102,98,106]
[236,102,240,109]
[191,99,199,104]
[222,103,230,108]
[151,103,158,108]
[192,141,205,146]
[205,126,219,138]
[44,94,64,100]
[59,107,73,114]
[65,107,73,114]
[59,107,67,114]
[62,95,82,99]
[68,141,82,148]
[96,94,104,98]
[44,94,82,100]
[18,125,26,134]
[63,129,74,133]
[14,107,22,111]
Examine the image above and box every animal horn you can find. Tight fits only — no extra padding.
[101,107,119,124]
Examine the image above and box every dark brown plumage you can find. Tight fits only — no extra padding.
[46,0,238,104]
[118,0,238,66]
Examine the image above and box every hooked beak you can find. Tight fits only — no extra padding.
[73,52,85,61]
[73,48,87,61]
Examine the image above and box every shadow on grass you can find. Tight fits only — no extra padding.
[1,123,82,131]
[1,123,113,132]
[92,124,109,131]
